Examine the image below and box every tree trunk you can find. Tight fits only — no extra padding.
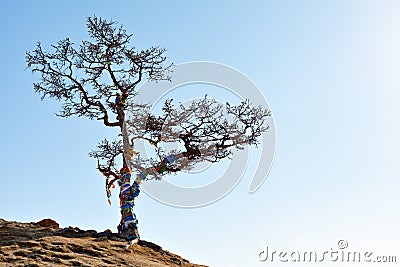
[117,104,140,241]
[117,165,140,241]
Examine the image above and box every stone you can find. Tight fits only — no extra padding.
[37,219,59,229]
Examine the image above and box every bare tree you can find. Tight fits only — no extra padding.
[27,16,270,242]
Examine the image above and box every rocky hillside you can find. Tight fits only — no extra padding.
[0,218,207,267]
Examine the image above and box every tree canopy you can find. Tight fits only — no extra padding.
[27,16,270,184]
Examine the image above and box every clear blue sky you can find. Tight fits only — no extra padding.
[1,1,400,266]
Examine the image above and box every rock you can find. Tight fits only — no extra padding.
[56,227,80,238]
[0,218,207,267]
[109,236,126,242]
[56,227,98,238]
[95,229,114,238]
[37,219,59,229]
[13,249,30,257]
[94,236,109,242]
[138,240,162,251]
[19,241,41,248]
[82,230,98,237]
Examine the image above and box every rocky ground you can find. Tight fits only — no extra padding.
[0,218,207,267]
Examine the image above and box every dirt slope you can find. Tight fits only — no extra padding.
[0,218,207,267]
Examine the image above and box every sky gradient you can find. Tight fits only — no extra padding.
[1,1,399,266]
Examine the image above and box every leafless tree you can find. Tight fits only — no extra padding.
[27,16,270,242]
